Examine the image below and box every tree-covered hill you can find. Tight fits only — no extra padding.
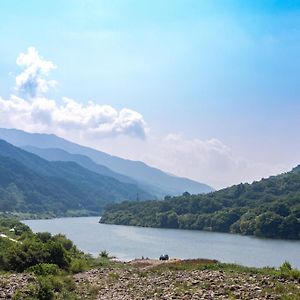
[0,140,153,216]
[101,166,300,239]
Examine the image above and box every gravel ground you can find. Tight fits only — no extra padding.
[0,273,35,299]
[73,260,300,300]
[1,259,299,299]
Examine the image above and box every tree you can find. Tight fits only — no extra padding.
[255,212,283,238]
[166,212,179,228]
[279,215,300,239]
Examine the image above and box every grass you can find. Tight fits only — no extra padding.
[148,259,300,300]
[3,256,300,299]
[89,256,127,270]
[12,275,77,300]
[267,282,300,300]
[108,271,120,281]
[151,259,300,280]
[75,280,100,300]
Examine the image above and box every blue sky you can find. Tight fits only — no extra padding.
[0,0,299,188]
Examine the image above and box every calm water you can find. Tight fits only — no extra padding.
[23,217,300,269]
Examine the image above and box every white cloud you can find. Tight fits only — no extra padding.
[137,134,287,189]
[15,47,57,98]
[82,132,287,189]
[0,96,147,139]
[0,47,290,188]
[0,48,147,139]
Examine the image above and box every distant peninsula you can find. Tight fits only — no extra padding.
[101,166,300,240]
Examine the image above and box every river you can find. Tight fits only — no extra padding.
[23,216,300,269]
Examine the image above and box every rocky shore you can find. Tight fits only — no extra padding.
[0,273,35,299]
[73,259,300,300]
[1,259,299,299]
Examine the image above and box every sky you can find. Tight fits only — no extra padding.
[0,0,299,189]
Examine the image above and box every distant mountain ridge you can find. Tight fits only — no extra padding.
[0,128,214,196]
[0,139,153,216]
[22,146,138,186]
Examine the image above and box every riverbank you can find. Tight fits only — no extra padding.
[0,210,99,221]
[1,258,300,299]
[23,217,300,269]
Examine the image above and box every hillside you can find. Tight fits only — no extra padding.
[0,128,214,196]
[0,140,153,216]
[22,146,138,185]
[101,166,300,239]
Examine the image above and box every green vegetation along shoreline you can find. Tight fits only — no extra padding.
[0,210,100,221]
[100,166,300,240]
[0,216,300,299]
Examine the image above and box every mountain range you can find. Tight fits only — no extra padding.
[0,128,213,197]
[0,139,153,216]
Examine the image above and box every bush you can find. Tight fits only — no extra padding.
[47,241,71,269]
[3,240,50,272]
[36,276,55,300]
[99,250,109,258]
[51,234,74,251]
[279,261,300,279]
[27,263,60,276]
[24,275,76,300]
[36,232,52,243]
[280,261,292,272]
[1,237,71,272]
[91,256,111,268]
[69,258,88,273]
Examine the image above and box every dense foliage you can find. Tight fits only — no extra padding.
[0,217,83,272]
[0,216,114,299]
[0,139,152,216]
[101,166,300,239]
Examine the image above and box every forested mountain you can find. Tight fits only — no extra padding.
[22,146,138,185]
[0,128,214,196]
[101,166,300,239]
[0,140,153,216]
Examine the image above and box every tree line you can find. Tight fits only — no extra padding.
[101,166,300,239]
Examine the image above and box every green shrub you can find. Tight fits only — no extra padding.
[47,241,71,269]
[279,261,300,279]
[36,232,52,243]
[69,258,88,274]
[91,256,111,268]
[99,250,109,258]
[33,275,75,300]
[36,276,55,300]
[2,238,71,272]
[27,263,60,276]
[51,234,74,251]
[280,261,292,272]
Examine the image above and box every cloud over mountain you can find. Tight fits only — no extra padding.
[0,47,288,188]
[139,133,287,188]
[0,47,147,139]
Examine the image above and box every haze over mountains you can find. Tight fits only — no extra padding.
[0,139,153,216]
[22,146,139,186]
[0,128,213,197]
